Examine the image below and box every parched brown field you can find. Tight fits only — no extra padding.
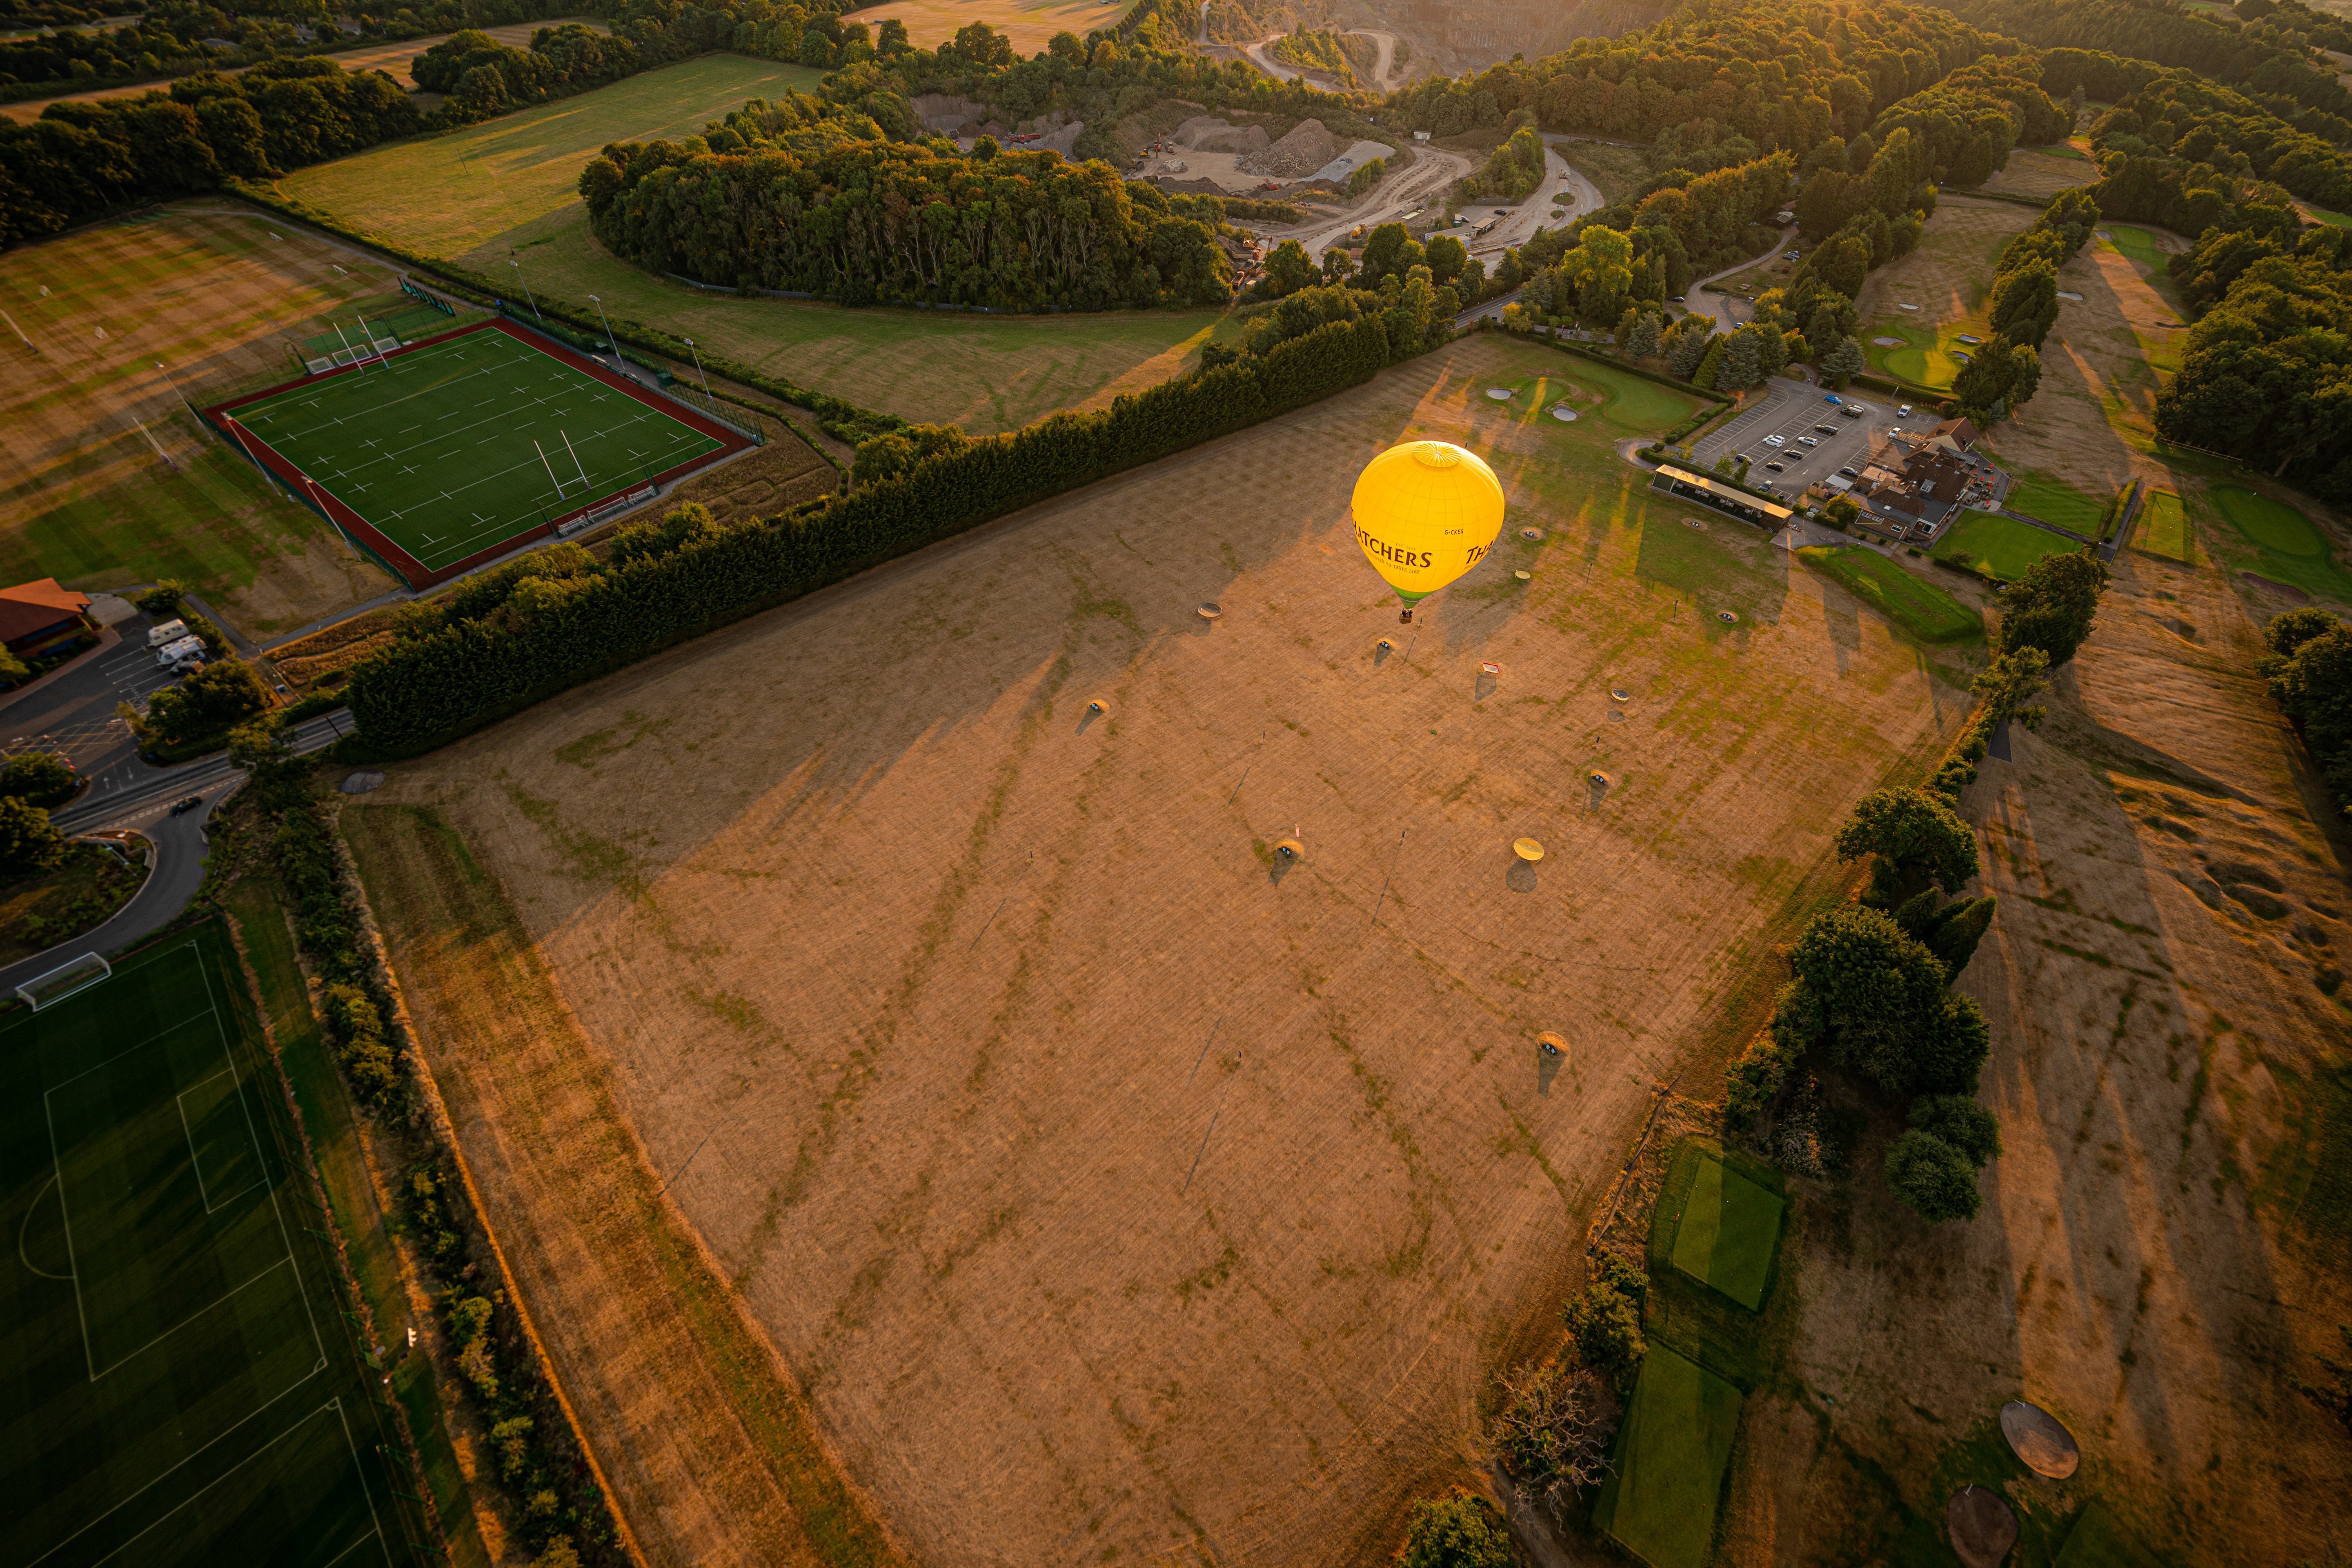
[1727,467,2352,1566]
[1854,196,2038,331]
[352,334,1979,1565]
[0,207,396,631]
[1980,147,2097,200]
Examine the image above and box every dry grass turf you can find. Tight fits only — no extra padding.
[0,208,403,633]
[355,334,1978,1567]
[1856,198,2039,389]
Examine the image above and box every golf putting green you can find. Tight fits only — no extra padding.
[1669,1152,1785,1310]
[1593,1345,1745,1568]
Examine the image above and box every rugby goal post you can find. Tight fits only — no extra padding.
[18,951,110,1010]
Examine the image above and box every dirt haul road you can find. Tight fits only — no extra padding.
[360,334,1968,1566]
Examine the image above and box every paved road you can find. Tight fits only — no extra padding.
[0,785,239,995]
[55,708,352,835]
[1462,147,1604,263]
[2,610,182,802]
[1242,33,1349,92]
[1683,227,1799,333]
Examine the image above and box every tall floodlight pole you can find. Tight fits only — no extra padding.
[155,360,194,413]
[588,294,620,374]
[509,254,542,321]
[683,336,714,402]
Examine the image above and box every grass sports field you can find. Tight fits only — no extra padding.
[1931,509,2084,580]
[1483,364,1696,434]
[0,209,421,632]
[1667,1151,1783,1310]
[1,924,409,1565]
[1798,545,1983,641]
[1593,1346,1745,1568]
[2202,485,2352,605]
[2131,489,2193,562]
[215,320,741,585]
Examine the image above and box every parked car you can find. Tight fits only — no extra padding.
[1897,403,1913,416]
[1669,294,1687,302]
[169,794,204,816]
[1824,393,1842,405]
[1763,434,1786,446]
[1814,423,1838,434]
[1838,465,1860,477]
[1765,460,1787,471]
[1785,250,1801,260]
[1798,436,1820,447]
[1493,207,1509,215]
[1840,405,1865,417]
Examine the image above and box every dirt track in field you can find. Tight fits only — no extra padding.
[0,207,394,629]
[358,336,1971,1565]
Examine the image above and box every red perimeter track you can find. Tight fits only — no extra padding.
[201,318,750,589]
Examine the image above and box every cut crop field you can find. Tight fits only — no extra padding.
[351,334,1973,1565]
[274,56,1234,434]
[1930,509,2083,581]
[0,207,406,633]
[1856,198,2039,390]
[1797,545,1982,641]
[842,0,1132,52]
[213,319,743,585]
[0,924,410,1566]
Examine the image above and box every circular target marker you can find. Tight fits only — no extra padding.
[1198,602,1223,619]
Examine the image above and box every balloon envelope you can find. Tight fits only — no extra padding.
[1350,441,1506,605]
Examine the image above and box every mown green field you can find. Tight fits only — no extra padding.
[2131,489,2193,562]
[485,209,1237,433]
[1480,359,1702,437]
[1798,545,1983,641]
[2003,470,2108,536]
[273,56,1241,433]
[1667,1153,1784,1311]
[1593,1346,1745,1568]
[1931,509,2083,580]
[276,56,830,258]
[2202,485,2352,605]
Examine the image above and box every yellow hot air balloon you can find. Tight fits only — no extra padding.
[1351,440,1506,623]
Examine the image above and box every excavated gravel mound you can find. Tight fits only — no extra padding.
[1239,118,1340,178]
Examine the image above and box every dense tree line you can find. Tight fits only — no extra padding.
[1385,0,2013,155]
[2151,202,2352,493]
[345,315,1389,753]
[2262,607,2352,814]
[581,133,1233,308]
[2090,73,2352,220]
[1929,0,2352,128]
[0,53,418,242]
[1950,187,2099,422]
[0,0,577,97]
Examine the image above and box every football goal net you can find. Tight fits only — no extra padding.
[18,951,111,1010]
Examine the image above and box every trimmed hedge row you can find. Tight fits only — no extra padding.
[346,314,1392,754]
[220,181,904,444]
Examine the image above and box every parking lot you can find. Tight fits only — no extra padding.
[1690,380,1917,504]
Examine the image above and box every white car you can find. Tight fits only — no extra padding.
[1897,403,1913,416]
[1763,434,1786,446]
[1798,436,1820,447]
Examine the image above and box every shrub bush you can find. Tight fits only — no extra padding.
[1563,1254,1648,1392]
[0,750,77,808]
[1886,1127,1983,1220]
[0,795,66,882]
[1397,1490,1512,1568]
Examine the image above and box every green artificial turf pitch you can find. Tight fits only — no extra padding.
[1592,1345,1745,1568]
[1667,1153,1785,1310]
[1,925,399,1566]
[224,322,728,580]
